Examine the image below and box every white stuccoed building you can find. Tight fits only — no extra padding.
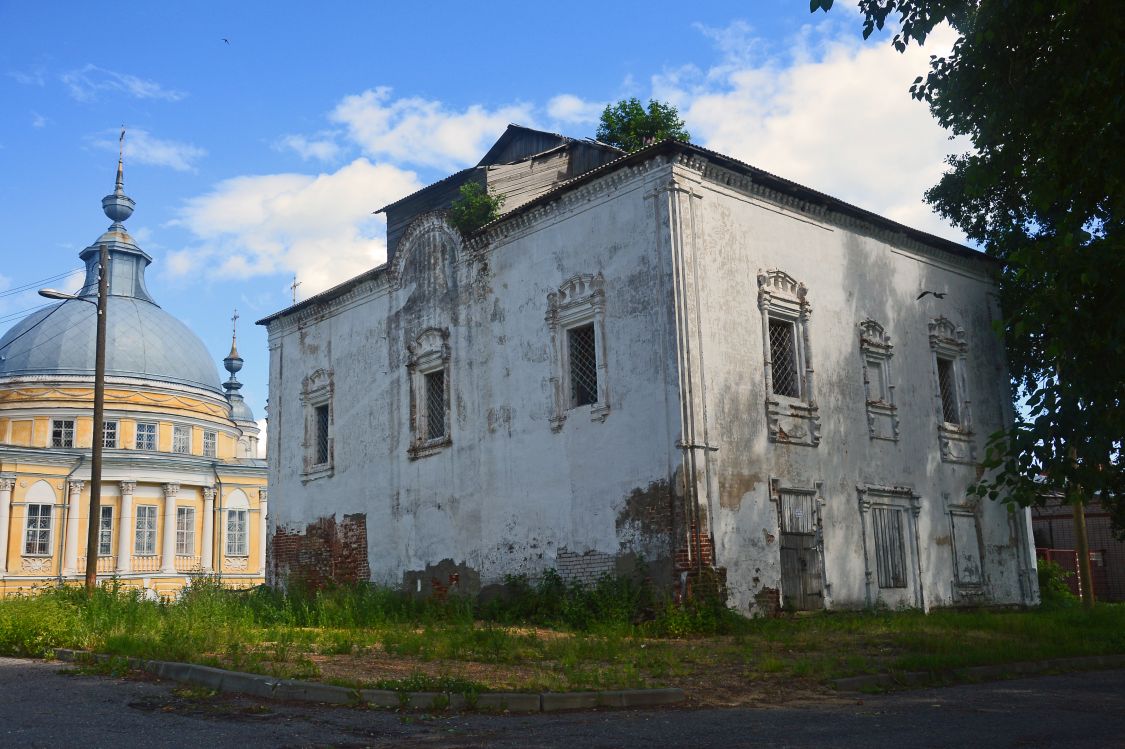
[258,127,1038,613]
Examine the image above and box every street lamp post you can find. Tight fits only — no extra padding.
[40,243,109,596]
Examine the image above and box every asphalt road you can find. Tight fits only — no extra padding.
[3,657,1123,748]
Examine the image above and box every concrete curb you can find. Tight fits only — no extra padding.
[53,649,684,713]
[833,654,1125,692]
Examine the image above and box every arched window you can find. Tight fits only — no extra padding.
[225,489,250,557]
[23,480,56,556]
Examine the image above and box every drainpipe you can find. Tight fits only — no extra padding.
[212,463,223,582]
[58,456,86,584]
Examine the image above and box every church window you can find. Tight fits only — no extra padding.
[547,274,609,430]
[135,505,157,555]
[928,317,974,463]
[858,319,899,441]
[757,270,820,446]
[176,507,196,556]
[300,369,334,478]
[936,357,960,425]
[136,422,157,451]
[226,509,248,556]
[98,506,113,556]
[407,328,451,458]
[203,430,217,458]
[102,420,118,449]
[172,425,191,454]
[51,419,75,448]
[23,504,53,555]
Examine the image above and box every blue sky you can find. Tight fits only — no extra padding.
[0,2,964,439]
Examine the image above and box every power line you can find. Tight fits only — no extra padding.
[0,268,84,299]
[0,301,70,355]
[0,302,54,326]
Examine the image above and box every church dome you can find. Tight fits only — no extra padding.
[0,160,223,394]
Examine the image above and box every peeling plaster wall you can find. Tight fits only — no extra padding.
[265,153,1037,613]
[683,165,1036,612]
[266,166,682,594]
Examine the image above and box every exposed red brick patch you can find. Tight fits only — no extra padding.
[270,513,370,590]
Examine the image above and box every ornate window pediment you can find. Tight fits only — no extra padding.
[546,274,610,430]
[927,317,974,463]
[300,368,334,479]
[407,327,452,459]
[858,318,899,441]
[757,269,819,446]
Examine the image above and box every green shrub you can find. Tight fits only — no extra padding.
[448,182,505,235]
[1037,559,1079,608]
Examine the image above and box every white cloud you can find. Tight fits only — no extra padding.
[8,68,45,86]
[31,112,48,128]
[659,21,966,241]
[169,158,422,295]
[275,133,341,162]
[546,94,606,126]
[61,64,186,103]
[330,87,534,170]
[90,128,205,172]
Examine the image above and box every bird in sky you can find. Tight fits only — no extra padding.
[917,290,947,300]
[222,37,231,44]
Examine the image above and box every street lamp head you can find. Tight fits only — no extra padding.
[38,288,80,301]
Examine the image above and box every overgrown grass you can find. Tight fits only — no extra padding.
[2,575,1123,694]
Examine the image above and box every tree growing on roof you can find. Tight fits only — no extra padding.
[448,182,505,236]
[595,98,691,153]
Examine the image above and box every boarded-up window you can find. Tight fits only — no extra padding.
[779,490,816,534]
[951,513,983,586]
[873,507,907,588]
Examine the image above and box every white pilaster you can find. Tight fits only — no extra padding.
[115,481,135,574]
[160,483,179,574]
[0,476,14,574]
[257,489,268,575]
[201,486,215,573]
[63,480,84,575]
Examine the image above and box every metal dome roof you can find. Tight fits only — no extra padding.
[0,158,223,394]
[0,296,223,392]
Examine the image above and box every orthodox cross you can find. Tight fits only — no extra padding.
[231,308,239,340]
[290,275,302,304]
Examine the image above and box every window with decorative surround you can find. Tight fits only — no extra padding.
[135,421,157,451]
[547,274,609,430]
[407,328,452,459]
[23,504,53,555]
[300,368,334,479]
[51,419,74,448]
[858,319,900,441]
[928,317,974,463]
[757,270,819,446]
[226,509,248,556]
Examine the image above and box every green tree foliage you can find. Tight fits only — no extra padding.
[449,181,505,235]
[595,98,691,152]
[813,1,1124,526]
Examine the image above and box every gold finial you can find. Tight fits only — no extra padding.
[227,308,240,359]
[115,125,126,192]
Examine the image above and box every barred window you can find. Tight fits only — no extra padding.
[102,420,118,449]
[23,504,53,555]
[226,509,248,556]
[136,421,157,451]
[872,507,907,589]
[203,430,217,458]
[98,506,113,556]
[567,323,598,408]
[51,419,75,448]
[936,356,960,425]
[768,317,801,398]
[135,505,157,555]
[424,370,446,440]
[315,405,330,464]
[172,425,191,454]
[176,507,196,556]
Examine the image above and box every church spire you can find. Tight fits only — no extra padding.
[101,126,135,226]
[223,308,244,396]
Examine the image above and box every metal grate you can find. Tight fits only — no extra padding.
[102,420,118,449]
[136,422,157,451]
[936,357,960,424]
[52,419,74,448]
[173,425,191,454]
[203,430,217,458]
[424,370,446,440]
[315,405,330,464]
[568,323,598,407]
[769,318,800,398]
[873,507,907,588]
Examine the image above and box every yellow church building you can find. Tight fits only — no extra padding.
[0,159,267,597]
